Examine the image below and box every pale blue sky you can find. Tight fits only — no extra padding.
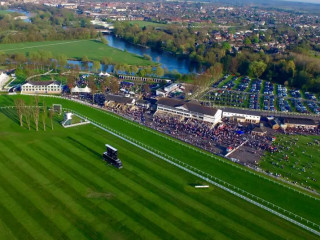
[284,0,320,3]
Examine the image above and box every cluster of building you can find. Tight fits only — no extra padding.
[9,0,320,56]
[20,78,319,132]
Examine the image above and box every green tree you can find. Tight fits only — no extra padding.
[286,60,296,79]
[130,65,138,75]
[222,42,231,51]
[138,68,147,77]
[101,36,109,45]
[143,54,152,61]
[244,37,252,45]
[249,61,267,78]
[155,67,164,77]
[93,61,101,72]
[82,56,89,62]
[57,54,67,70]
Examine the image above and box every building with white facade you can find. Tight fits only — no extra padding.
[157,98,222,125]
[222,108,261,123]
[21,81,62,94]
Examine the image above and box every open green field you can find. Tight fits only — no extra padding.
[260,134,320,192]
[1,95,320,233]
[0,40,154,66]
[126,20,167,28]
[0,107,318,239]
[0,10,10,15]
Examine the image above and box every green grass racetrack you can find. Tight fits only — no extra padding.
[0,94,319,239]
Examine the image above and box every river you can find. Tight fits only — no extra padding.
[68,35,203,74]
[104,34,202,74]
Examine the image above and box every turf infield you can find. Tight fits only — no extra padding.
[0,108,318,239]
[1,94,320,235]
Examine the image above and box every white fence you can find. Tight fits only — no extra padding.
[9,93,320,235]
[65,108,320,236]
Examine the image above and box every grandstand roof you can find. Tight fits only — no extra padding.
[283,117,317,126]
[222,107,261,116]
[157,98,218,116]
[105,94,134,104]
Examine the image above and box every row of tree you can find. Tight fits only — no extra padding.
[221,50,320,92]
[0,4,96,44]
[14,97,54,131]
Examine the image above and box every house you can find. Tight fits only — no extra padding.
[156,98,222,125]
[222,108,261,124]
[21,81,62,94]
[282,118,318,130]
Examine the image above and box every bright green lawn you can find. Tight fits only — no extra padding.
[1,95,320,230]
[0,10,10,15]
[260,134,320,192]
[0,39,154,66]
[0,108,318,239]
[126,20,166,28]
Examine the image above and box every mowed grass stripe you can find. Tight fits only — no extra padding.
[0,218,16,240]
[3,95,320,225]
[0,141,105,240]
[0,156,65,239]
[43,132,320,240]
[0,186,36,240]
[27,140,164,240]
[125,151,302,240]
[79,125,317,239]
[74,132,262,239]
[6,141,144,240]
[45,137,199,240]
[78,131,290,240]
[62,135,233,240]
[0,187,40,240]
[0,110,318,239]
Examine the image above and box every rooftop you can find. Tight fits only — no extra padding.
[25,80,61,86]
[222,107,261,117]
[283,117,317,126]
[157,98,218,116]
[105,94,134,104]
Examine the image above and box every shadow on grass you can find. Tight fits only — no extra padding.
[0,108,20,125]
[66,136,101,159]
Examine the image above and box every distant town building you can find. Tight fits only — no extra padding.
[21,81,62,94]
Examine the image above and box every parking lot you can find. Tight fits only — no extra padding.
[202,75,320,115]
